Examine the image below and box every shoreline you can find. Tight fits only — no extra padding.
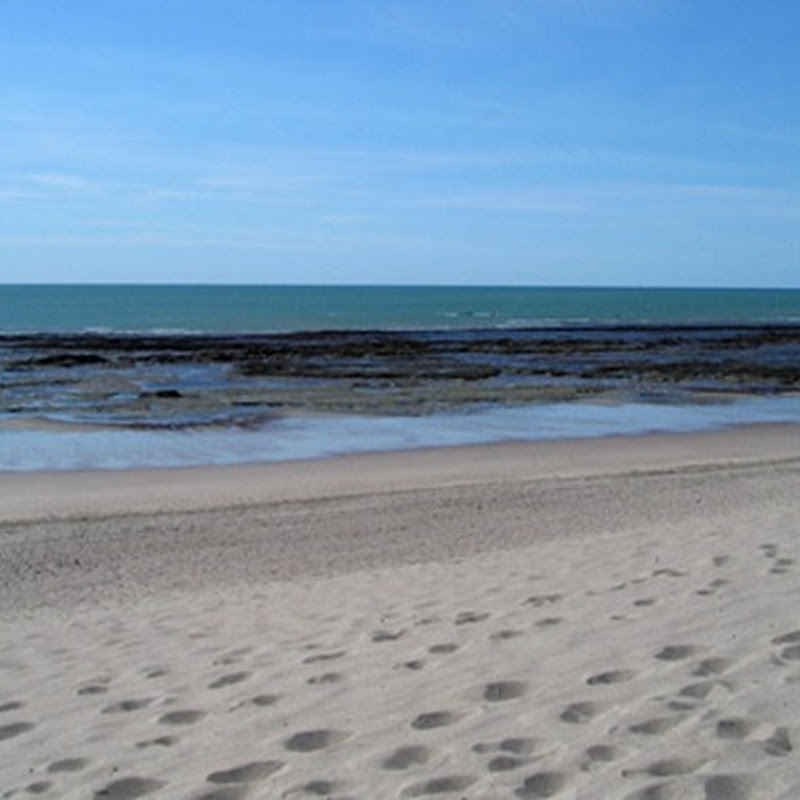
[3,393,800,474]
[2,422,800,523]
[2,425,800,797]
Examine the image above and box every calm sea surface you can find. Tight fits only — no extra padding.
[3,284,800,333]
[2,285,800,471]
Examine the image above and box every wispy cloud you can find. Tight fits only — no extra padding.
[492,0,667,30]
[0,227,470,255]
[0,172,100,202]
[414,180,800,221]
[720,123,800,149]
[417,189,590,215]
[25,173,92,191]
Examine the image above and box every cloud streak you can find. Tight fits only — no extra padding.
[1,1,798,285]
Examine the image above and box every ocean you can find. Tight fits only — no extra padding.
[2,284,800,471]
[3,284,800,333]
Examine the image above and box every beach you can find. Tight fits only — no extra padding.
[2,426,800,798]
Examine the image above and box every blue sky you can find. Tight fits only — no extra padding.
[1,1,799,286]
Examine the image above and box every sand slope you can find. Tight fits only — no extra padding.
[2,427,800,798]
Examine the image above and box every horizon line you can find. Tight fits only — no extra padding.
[2,282,799,292]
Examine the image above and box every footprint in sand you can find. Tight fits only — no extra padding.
[473,737,539,757]
[77,684,109,696]
[372,629,405,642]
[484,681,527,702]
[304,780,339,796]
[525,594,561,608]
[582,743,625,770]
[692,656,733,677]
[666,699,700,712]
[284,729,348,752]
[623,785,681,800]
[0,700,24,713]
[251,693,280,707]
[488,755,529,772]
[0,721,35,740]
[629,716,685,735]
[25,781,52,795]
[196,789,249,800]
[771,630,800,646]
[586,669,636,686]
[47,757,90,773]
[428,643,459,654]
[500,738,539,755]
[158,710,206,725]
[771,631,800,662]
[678,680,716,700]
[651,568,686,578]
[302,651,345,664]
[560,701,600,724]
[655,644,703,661]
[490,629,524,641]
[213,647,253,666]
[401,775,477,797]
[704,774,756,799]
[136,735,177,749]
[763,726,793,757]
[102,698,153,714]
[307,671,343,685]
[206,760,285,784]
[143,667,168,679]
[381,745,432,770]
[778,645,800,661]
[515,771,569,798]
[455,611,490,625]
[93,776,166,798]
[286,779,347,797]
[411,711,459,730]
[535,617,564,627]
[624,757,705,778]
[715,718,760,739]
[697,577,730,596]
[208,671,250,689]
[397,659,426,671]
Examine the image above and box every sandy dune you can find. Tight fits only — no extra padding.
[2,426,800,798]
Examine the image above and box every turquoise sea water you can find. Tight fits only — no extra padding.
[3,285,800,470]
[3,284,800,333]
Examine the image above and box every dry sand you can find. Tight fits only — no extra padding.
[1,426,800,798]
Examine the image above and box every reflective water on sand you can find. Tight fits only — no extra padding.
[3,395,800,472]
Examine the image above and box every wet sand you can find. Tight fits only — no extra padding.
[2,426,800,798]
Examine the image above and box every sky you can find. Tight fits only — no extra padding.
[1,1,799,287]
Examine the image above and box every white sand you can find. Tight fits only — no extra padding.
[1,426,800,798]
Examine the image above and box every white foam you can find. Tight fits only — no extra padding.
[2,396,800,472]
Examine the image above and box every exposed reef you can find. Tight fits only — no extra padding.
[2,325,800,429]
